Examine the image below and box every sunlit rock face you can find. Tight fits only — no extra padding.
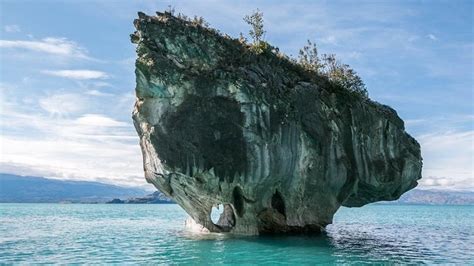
[131,11,422,235]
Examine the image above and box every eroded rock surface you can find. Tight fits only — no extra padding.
[131,12,422,235]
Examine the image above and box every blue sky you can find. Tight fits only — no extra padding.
[0,0,472,190]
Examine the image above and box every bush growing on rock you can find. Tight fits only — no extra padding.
[165,6,209,28]
[192,15,210,27]
[298,40,324,74]
[298,41,368,98]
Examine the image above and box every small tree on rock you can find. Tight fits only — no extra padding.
[244,9,266,53]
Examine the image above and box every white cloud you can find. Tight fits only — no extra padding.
[0,108,144,188]
[85,89,113,96]
[1,82,143,188]
[427,34,438,41]
[75,114,127,127]
[4,25,21,33]
[418,176,473,191]
[90,81,112,88]
[417,130,474,190]
[39,93,86,115]
[42,70,108,80]
[0,37,89,59]
[0,136,144,188]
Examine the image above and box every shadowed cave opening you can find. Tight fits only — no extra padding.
[232,186,245,217]
[210,203,236,232]
[271,191,286,218]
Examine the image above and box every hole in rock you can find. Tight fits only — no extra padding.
[211,204,224,224]
[210,203,236,231]
[232,187,245,217]
[271,191,286,218]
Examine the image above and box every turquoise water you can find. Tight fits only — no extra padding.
[0,204,472,264]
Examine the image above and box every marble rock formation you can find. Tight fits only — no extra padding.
[131,11,422,235]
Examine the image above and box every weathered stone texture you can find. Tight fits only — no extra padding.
[131,12,422,235]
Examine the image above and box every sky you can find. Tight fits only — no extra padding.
[0,0,472,190]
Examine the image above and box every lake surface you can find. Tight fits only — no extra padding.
[0,204,472,264]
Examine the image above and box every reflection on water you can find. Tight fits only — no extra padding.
[0,204,472,264]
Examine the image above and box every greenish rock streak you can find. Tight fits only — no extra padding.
[131,11,422,235]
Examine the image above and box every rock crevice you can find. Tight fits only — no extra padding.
[131,11,422,235]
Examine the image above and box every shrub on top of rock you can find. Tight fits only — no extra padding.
[298,41,368,98]
[243,9,266,54]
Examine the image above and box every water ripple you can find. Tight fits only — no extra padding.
[0,204,472,264]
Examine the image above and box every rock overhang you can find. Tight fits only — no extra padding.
[131,11,422,235]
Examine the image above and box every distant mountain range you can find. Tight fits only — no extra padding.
[0,173,147,203]
[385,188,474,205]
[0,173,472,205]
